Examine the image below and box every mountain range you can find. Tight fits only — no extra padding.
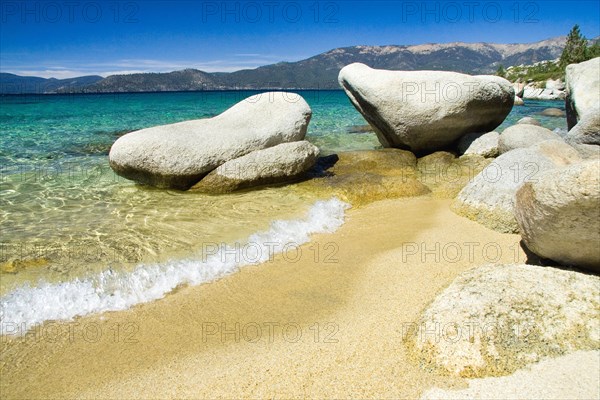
[0,36,569,94]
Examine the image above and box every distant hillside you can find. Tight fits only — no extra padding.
[87,69,217,93]
[1,37,569,94]
[220,37,567,89]
[0,73,103,94]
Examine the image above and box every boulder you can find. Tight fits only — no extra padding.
[190,141,319,193]
[512,82,525,98]
[566,112,600,145]
[408,263,600,377]
[522,86,565,100]
[452,140,581,233]
[516,117,541,126]
[545,78,565,91]
[109,92,312,189]
[338,63,514,154]
[540,107,566,117]
[514,96,524,106]
[457,132,500,158]
[515,160,600,270]
[565,57,600,129]
[498,124,563,154]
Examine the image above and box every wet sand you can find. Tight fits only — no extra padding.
[0,197,529,399]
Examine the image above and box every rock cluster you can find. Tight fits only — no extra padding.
[109,92,315,191]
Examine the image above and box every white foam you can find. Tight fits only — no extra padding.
[0,198,350,334]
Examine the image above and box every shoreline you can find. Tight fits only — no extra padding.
[1,196,530,399]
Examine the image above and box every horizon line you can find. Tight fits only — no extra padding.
[0,35,576,80]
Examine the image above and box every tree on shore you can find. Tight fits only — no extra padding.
[586,41,600,59]
[560,25,589,68]
[496,64,506,78]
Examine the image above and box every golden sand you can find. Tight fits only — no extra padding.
[0,197,528,399]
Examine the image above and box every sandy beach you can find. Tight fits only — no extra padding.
[1,197,532,399]
[3,4,599,398]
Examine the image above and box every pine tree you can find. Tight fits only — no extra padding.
[560,25,588,68]
[586,42,600,59]
[496,64,506,78]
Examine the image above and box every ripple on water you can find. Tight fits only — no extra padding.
[0,165,322,294]
[0,93,568,295]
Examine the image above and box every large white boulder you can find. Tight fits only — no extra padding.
[452,140,581,233]
[409,264,600,377]
[191,141,320,193]
[498,124,563,154]
[338,63,514,154]
[515,160,600,271]
[565,57,600,129]
[109,92,312,189]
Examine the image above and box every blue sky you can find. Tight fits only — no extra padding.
[1,0,599,78]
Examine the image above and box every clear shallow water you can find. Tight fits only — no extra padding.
[0,91,567,321]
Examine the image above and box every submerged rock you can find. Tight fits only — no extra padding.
[457,131,500,158]
[293,149,431,206]
[109,92,311,189]
[408,263,600,377]
[498,124,563,154]
[453,140,581,233]
[346,124,374,134]
[418,152,490,198]
[0,257,49,274]
[516,117,541,126]
[539,107,566,117]
[190,141,320,193]
[338,63,514,154]
[515,160,600,271]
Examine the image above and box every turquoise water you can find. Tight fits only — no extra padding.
[0,91,567,293]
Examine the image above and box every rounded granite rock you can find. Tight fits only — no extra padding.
[515,160,600,271]
[565,57,600,129]
[498,124,563,154]
[408,263,600,377]
[338,63,514,154]
[109,92,312,189]
[452,140,581,233]
[190,141,320,193]
[566,111,600,145]
[457,131,500,158]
